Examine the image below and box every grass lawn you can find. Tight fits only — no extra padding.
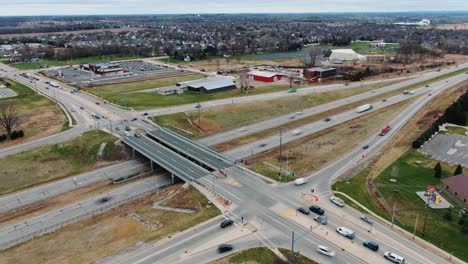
[0,78,66,147]
[253,100,412,181]
[0,130,123,195]
[2,54,143,70]
[155,80,401,138]
[0,185,221,264]
[442,126,468,136]
[212,247,318,264]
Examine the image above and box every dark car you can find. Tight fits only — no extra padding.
[142,113,149,116]
[258,143,267,148]
[134,133,141,138]
[95,102,100,105]
[314,215,328,225]
[218,244,233,253]
[324,118,331,122]
[363,240,379,251]
[79,106,84,110]
[309,205,325,215]
[131,118,137,121]
[220,219,234,228]
[297,207,310,215]
[362,145,369,149]
[125,126,131,131]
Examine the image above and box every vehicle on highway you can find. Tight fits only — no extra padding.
[379,125,391,136]
[360,215,374,224]
[428,93,432,96]
[336,226,355,239]
[134,133,141,138]
[382,99,387,102]
[218,244,233,253]
[258,143,267,147]
[131,118,138,121]
[125,126,131,131]
[79,106,84,110]
[49,81,60,88]
[115,127,121,131]
[289,115,296,119]
[330,196,345,207]
[292,129,302,135]
[314,215,327,225]
[403,90,415,95]
[95,102,100,105]
[142,113,149,116]
[297,207,310,215]
[316,245,335,257]
[383,251,405,264]
[294,178,307,186]
[363,240,379,251]
[371,89,377,93]
[94,115,101,119]
[425,84,430,87]
[238,127,247,132]
[295,111,303,115]
[356,104,373,113]
[287,88,296,93]
[71,108,76,112]
[324,117,331,122]
[309,205,325,215]
[362,145,369,149]
[124,131,130,137]
[220,219,234,228]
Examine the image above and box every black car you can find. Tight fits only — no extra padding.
[297,207,310,215]
[324,118,331,122]
[125,126,131,131]
[220,219,234,228]
[363,240,379,251]
[142,113,149,116]
[95,102,100,105]
[79,106,84,110]
[309,205,325,215]
[218,244,233,253]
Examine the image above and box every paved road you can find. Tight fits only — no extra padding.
[198,65,468,146]
[0,174,172,250]
[0,160,148,214]
[224,72,468,161]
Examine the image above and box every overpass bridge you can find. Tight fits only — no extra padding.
[122,128,234,184]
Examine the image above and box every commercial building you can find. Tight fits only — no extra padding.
[443,174,468,204]
[247,70,282,82]
[303,67,337,81]
[157,86,188,95]
[80,63,125,76]
[329,49,367,62]
[177,76,236,94]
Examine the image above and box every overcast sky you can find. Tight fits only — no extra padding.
[0,0,466,16]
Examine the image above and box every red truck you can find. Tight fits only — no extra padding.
[379,125,391,136]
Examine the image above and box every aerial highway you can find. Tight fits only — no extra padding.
[0,160,148,214]
[0,174,172,250]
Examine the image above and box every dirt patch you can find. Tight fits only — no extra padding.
[194,118,222,134]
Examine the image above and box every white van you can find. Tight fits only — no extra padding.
[384,251,405,264]
[294,178,307,186]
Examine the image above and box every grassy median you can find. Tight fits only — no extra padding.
[0,130,124,195]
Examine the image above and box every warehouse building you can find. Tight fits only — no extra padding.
[329,49,367,62]
[80,62,125,76]
[177,76,236,94]
[247,70,282,82]
[303,67,337,81]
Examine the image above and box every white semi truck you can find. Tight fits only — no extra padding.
[356,104,373,113]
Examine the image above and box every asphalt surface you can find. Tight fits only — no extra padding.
[123,134,211,181]
[147,127,232,170]
[421,134,468,167]
[224,72,468,161]
[0,160,148,214]
[0,174,172,250]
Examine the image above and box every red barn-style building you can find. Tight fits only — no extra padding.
[247,70,282,82]
[303,67,337,82]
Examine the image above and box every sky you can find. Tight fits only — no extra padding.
[0,0,466,16]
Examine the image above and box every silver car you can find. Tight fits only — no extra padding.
[330,196,345,207]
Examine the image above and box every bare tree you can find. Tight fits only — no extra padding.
[0,102,20,139]
[301,47,322,68]
[238,72,251,94]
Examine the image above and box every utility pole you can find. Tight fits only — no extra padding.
[250,150,255,171]
[422,203,429,237]
[391,201,396,228]
[109,119,113,135]
[279,128,283,179]
[413,212,419,239]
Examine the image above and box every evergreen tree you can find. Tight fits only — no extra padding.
[434,163,442,178]
[444,207,453,221]
[454,164,463,176]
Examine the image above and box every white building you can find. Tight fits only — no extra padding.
[329,49,367,62]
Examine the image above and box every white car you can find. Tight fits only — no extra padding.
[294,178,307,186]
[336,226,355,239]
[124,131,131,137]
[316,245,335,257]
[295,111,303,115]
[292,129,302,135]
[330,196,345,207]
[384,251,405,264]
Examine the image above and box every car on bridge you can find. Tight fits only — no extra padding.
[309,205,325,215]
[316,245,335,257]
[220,219,234,228]
[383,251,405,264]
[330,196,345,207]
[336,226,355,239]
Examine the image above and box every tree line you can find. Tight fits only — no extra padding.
[412,89,468,149]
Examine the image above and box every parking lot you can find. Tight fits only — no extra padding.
[421,134,468,167]
[46,60,184,87]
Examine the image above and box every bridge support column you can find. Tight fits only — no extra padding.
[150,160,153,171]
[132,148,135,160]
[171,173,175,184]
